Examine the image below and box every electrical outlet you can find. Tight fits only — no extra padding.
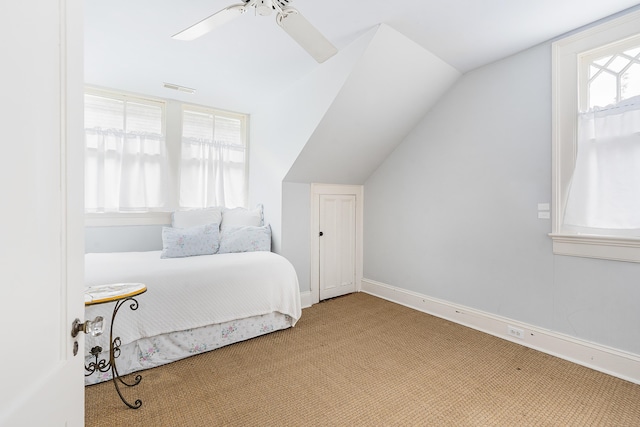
[507,325,524,339]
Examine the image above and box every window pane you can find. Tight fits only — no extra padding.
[84,95,124,130]
[593,55,612,66]
[84,92,168,212]
[183,110,214,140]
[622,63,640,100]
[589,71,617,108]
[126,102,163,134]
[624,47,640,58]
[180,108,247,208]
[215,116,243,146]
[607,55,630,73]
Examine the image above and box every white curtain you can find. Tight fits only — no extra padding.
[179,111,246,209]
[179,139,246,209]
[564,95,640,230]
[85,129,169,212]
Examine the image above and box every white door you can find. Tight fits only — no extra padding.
[319,194,357,300]
[0,1,84,426]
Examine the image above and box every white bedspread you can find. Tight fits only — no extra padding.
[84,251,301,352]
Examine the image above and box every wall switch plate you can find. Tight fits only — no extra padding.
[538,211,550,219]
[537,203,550,211]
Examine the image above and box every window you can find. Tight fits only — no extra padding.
[180,106,248,209]
[581,42,640,110]
[84,90,169,213]
[563,37,640,234]
[84,88,249,225]
[551,10,640,262]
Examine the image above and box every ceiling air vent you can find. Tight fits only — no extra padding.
[163,82,196,94]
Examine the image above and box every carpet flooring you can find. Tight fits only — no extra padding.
[85,292,640,426]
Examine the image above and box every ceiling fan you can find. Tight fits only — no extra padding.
[172,0,338,63]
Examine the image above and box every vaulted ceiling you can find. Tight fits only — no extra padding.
[85,0,640,113]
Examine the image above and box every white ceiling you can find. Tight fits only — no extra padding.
[85,0,640,113]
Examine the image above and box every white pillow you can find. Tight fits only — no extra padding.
[221,204,263,229]
[218,225,271,254]
[172,207,223,229]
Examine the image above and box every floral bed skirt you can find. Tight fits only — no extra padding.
[84,311,294,385]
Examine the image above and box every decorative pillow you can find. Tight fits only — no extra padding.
[160,223,220,259]
[172,207,223,229]
[218,225,271,254]
[221,204,263,229]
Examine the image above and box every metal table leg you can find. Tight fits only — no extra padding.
[84,296,143,409]
[109,296,143,409]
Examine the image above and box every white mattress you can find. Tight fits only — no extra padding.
[84,251,301,356]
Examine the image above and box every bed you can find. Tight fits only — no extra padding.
[83,207,302,385]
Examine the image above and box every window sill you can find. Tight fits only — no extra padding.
[550,233,640,263]
[85,212,172,227]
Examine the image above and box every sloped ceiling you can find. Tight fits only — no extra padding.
[284,24,461,184]
[84,1,640,114]
[84,1,640,198]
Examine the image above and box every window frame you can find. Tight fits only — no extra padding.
[84,88,170,225]
[551,9,640,263]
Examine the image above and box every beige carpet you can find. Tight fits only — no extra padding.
[85,293,640,426]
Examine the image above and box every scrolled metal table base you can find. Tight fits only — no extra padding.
[84,296,143,409]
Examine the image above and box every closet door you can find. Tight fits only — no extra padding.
[319,194,357,300]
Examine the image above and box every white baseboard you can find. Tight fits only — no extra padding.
[300,290,313,309]
[361,278,640,385]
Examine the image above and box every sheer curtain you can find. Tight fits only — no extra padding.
[85,130,169,212]
[84,94,169,213]
[563,95,640,231]
[179,109,246,209]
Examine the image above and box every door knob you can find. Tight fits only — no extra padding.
[71,316,104,338]
[319,231,324,236]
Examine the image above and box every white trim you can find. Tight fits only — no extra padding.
[85,212,171,226]
[300,291,313,309]
[85,86,168,106]
[551,233,640,263]
[310,184,364,305]
[361,278,640,385]
[551,9,640,262]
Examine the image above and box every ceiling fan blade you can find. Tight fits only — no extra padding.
[172,4,248,41]
[277,9,338,63]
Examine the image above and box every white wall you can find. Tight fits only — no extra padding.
[281,182,312,292]
[85,225,165,253]
[272,25,460,295]
[363,41,640,356]
[285,24,460,184]
[249,29,375,253]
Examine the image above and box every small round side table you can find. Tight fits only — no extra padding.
[85,283,147,409]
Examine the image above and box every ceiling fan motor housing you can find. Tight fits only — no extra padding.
[275,0,292,9]
[256,0,273,16]
[256,0,292,16]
